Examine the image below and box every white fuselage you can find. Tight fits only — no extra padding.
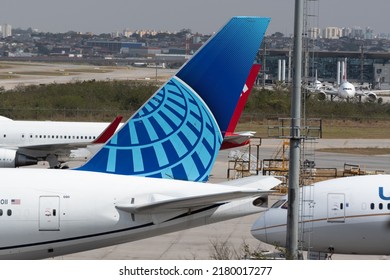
[0,118,120,167]
[0,119,110,149]
[0,169,265,259]
[251,175,390,255]
[337,81,356,99]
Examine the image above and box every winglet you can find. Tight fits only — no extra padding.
[92,116,123,144]
[77,17,270,182]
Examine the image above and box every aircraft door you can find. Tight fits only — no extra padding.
[327,193,345,223]
[39,196,60,231]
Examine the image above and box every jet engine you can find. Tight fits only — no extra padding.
[0,149,38,167]
[318,90,327,100]
[366,91,377,102]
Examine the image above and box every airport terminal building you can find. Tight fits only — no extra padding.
[264,49,390,89]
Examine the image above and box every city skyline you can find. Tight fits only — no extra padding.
[1,0,390,35]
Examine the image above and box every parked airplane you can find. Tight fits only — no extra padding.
[251,174,390,256]
[0,115,123,168]
[0,16,275,259]
[307,59,377,102]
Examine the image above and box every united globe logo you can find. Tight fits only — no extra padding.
[102,77,222,182]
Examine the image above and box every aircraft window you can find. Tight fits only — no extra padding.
[388,203,390,210]
[81,136,83,139]
[22,134,25,138]
[0,209,2,216]
[370,203,375,210]
[7,209,12,216]
[77,136,79,139]
[93,136,96,139]
[271,199,286,209]
[340,203,343,210]
[52,135,54,139]
[3,134,5,138]
[64,136,67,139]
[379,203,383,210]
[44,135,46,138]
[30,135,33,138]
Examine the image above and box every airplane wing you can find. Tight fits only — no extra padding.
[309,86,338,96]
[321,88,338,96]
[116,189,272,214]
[355,89,378,101]
[116,175,281,214]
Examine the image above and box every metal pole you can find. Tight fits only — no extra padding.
[286,0,303,260]
[337,60,341,86]
[262,42,267,87]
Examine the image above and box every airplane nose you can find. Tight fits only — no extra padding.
[251,208,288,247]
[251,212,268,242]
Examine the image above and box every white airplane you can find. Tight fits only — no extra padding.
[0,16,277,260]
[0,115,123,168]
[251,174,390,256]
[308,59,377,102]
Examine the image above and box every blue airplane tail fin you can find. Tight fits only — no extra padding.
[76,17,270,182]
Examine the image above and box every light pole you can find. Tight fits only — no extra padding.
[286,0,303,260]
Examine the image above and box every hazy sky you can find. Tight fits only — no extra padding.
[1,0,390,35]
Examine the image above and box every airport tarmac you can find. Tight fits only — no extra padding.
[3,61,389,260]
[48,138,390,260]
